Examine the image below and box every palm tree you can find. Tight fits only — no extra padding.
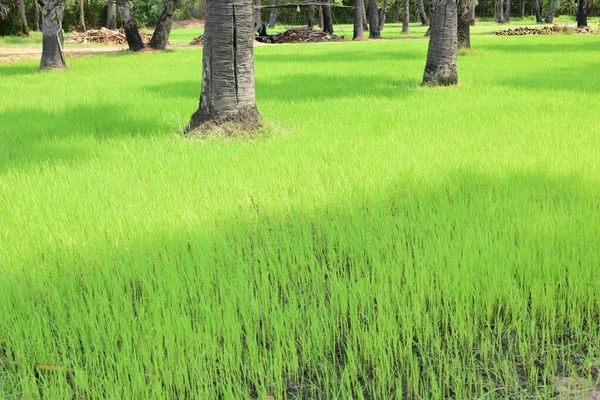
[38,0,67,70]
[117,0,145,51]
[402,0,410,34]
[79,0,86,31]
[504,0,511,22]
[322,0,334,34]
[544,0,557,23]
[533,0,542,22]
[187,0,261,133]
[149,0,178,50]
[422,0,457,86]
[458,0,471,48]
[106,0,117,29]
[576,0,587,27]
[18,0,30,36]
[368,0,380,38]
[268,0,279,28]
[353,0,365,40]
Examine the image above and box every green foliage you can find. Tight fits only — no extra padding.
[1,34,600,398]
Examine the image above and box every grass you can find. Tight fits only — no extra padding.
[1,34,600,399]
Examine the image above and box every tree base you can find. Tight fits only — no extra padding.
[186,106,261,135]
[422,67,458,86]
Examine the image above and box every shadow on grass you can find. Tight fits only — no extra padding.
[1,170,599,398]
[497,62,600,93]
[480,39,599,54]
[0,63,40,76]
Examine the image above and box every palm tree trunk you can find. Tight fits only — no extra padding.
[353,0,365,40]
[253,0,261,27]
[322,0,333,34]
[106,0,117,29]
[38,0,67,70]
[379,0,387,31]
[148,0,177,50]
[534,0,542,22]
[187,0,260,133]
[402,0,409,33]
[470,0,475,24]
[117,0,144,51]
[520,0,524,18]
[576,0,587,26]
[18,0,30,36]
[362,3,368,30]
[496,0,505,22]
[417,0,429,25]
[422,0,457,86]
[268,0,278,28]
[368,0,380,38]
[79,0,86,31]
[33,2,40,31]
[307,5,315,28]
[504,0,510,22]
[544,0,556,23]
[318,5,323,28]
[458,0,471,48]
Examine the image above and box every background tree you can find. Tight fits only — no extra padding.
[0,2,8,20]
[544,0,557,22]
[148,0,178,49]
[33,2,40,31]
[415,0,429,25]
[402,0,409,33]
[18,0,29,36]
[458,0,471,48]
[422,0,457,86]
[368,0,380,38]
[38,0,67,70]
[187,0,261,133]
[504,0,510,22]
[353,0,364,39]
[379,0,387,30]
[576,0,587,26]
[496,0,505,22]
[118,0,144,50]
[79,0,86,30]
[106,0,116,28]
[268,0,279,28]
[534,0,542,22]
[322,0,333,34]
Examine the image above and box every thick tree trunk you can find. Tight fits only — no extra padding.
[534,0,542,22]
[38,0,67,70]
[379,0,387,31]
[268,0,278,28]
[544,0,556,23]
[402,0,409,33]
[418,0,429,25]
[106,0,117,29]
[504,0,510,22]
[322,0,333,34]
[18,0,30,36]
[307,5,315,28]
[79,0,86,31]
[458,0,471,48]
[368,0,380,38]
[148,0,177,50]
[496,0,505,22]
[33,2,40,31]
[422,0,457,86]
[187,0,260,133]
[318,5,323,28]
[353,0,365,40]
[117,0,144,51]
[576,0,587,26]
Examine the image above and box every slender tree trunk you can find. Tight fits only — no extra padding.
[308,5,315,28]
[496,0,505,22]
[576,0,587,26]
[18,0,30,36]
[79,0,86,31]
[362,3,368,30]
[544,0,556,23]
[520,0,524,17]
[268,0,279,28]
[470,0,475,23]
[458,0,471,48]
[504,0,510,22]
[38,0,67,70]
[253,0,261,27]
[353,0,365,40]
[117,0,144,51]
[106,0,117,29]
[534,0,542,22]
[417,0,429,25]
[422,0,457,86]
[318,5,323,28]
[379,0,387,31]
[322,0,333,34]
[402,0,410,33]
[368,0,380,38]
[33,2,40,31]
[148,0,177,50]
[187,0,260,133]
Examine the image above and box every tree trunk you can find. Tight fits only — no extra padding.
[496,0,505,22]
[322,0,333,34]
[318,5,323,28]
[353,0,364,40]
[576,0,587,26]
[308,5,315,28]
[458,0,471,48]
[38,0,67,70]
[520,0,524,18]
[417,0,429,25]
[422,0,457,86]
[106,0,117,29]
[148,0,177,50]
[402,0,409,33]
[470,0,475,24]
[187,0,260,133]
[504,0,510,22]
[18,0,30,36]
[362,3,368,30]
[117,0,144,51]
[79,0,86,31]
[379,0,387,31]
[268,0,278,28]
[544,0,556,23]
[534,0,542,22]
[253,0,261,27]
[368,0,380,38]
[33,2,40,31]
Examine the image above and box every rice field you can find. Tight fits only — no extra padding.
[0,33,599,399]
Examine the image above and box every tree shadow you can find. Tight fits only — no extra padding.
[497,62,600,93]
[0,63,40,77]
[480,39,598,54]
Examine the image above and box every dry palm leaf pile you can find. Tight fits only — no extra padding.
[496,25,596,36]
[68,28,152,45]
[255,28,342,44]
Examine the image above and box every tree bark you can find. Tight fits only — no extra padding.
[534,0,542,22]
[458,0,471,48]
[117,0,144,51]
[402,0,409,33]
[504,0,510,22]
[187,0,261,133]
[18,0,30,36]
[38,0,67,70]
[379,0,387,31]
[268,0,278,28]
[496,0,505,22]
[470,0,475,24]
[417,0,429,25]
[33,2,40,31]
[368,0,380,38]
[353,0,364,39]
[79,0,86,31]
[106,0,117,29]
[148,0,177,50]
[318,5,323,28]
[322,0,333,34]
[576,0,587,27]
[307,5,315,28]
[362,2,368,30]
[520,0,524,18]
[422,0,457,86]
[544,0,556,23]
[253,0,261,27]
